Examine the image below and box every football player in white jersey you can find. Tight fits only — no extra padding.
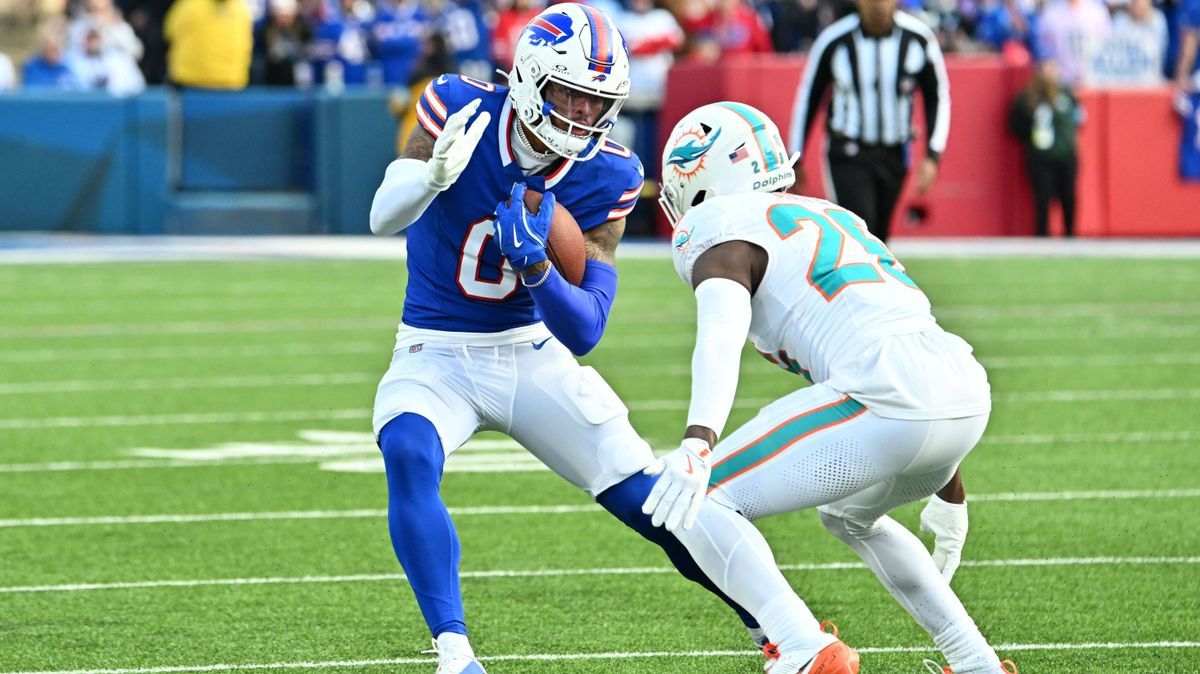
[641,102,1016,674]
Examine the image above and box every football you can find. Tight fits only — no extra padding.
[522,189,586,286]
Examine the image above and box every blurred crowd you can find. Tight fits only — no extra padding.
[0,0,1191,96]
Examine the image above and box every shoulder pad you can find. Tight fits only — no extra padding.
[415,74,501,138]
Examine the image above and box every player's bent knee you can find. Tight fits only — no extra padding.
[819,509,878,542]
[378,413,445,483]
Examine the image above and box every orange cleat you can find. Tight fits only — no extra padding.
[762,622,860,674]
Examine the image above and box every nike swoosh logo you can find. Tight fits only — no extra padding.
[512,216,524,247]
[532,338,551,350]
[685,455,694,475]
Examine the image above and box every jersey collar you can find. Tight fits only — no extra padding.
[499,96,577,186]
[499,97,519,166]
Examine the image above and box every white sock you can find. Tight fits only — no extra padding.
[934,622,1002,674]
[435,632,475,659]
[819,512,1001,671]
[676,501,830,655]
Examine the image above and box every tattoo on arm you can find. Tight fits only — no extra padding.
[403,126,436,161]
[583,218,625,266]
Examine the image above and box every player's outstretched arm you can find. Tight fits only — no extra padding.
[921,467,969,582]
[369,99,490,236]
[509,216,628,357]
[643,241,765,532]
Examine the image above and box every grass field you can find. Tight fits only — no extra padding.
[2,251,1199,674]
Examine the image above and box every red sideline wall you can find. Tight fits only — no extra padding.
[659,54,1200,237]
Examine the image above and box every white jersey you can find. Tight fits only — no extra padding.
[672,192,990,420]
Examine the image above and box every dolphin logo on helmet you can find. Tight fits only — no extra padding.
[667,128,721,170]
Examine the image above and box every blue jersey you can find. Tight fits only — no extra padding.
[402,74,644,333]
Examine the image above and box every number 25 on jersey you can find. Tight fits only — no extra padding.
[767,202,919,301]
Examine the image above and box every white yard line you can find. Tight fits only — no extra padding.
[933,301,1200,321]
[3,341,1199,367]
[4,233,1200,266]
[0,457,324,474]
[4,399,1200,431]
[0,342,380,364]
[1,489,1197,528]
[0,318,393,340]
[2,641,1199,674]
[5,366,1199,403]
[1,556,1196,595]
[3,319,1199,341]
[0,409,371,430]
[0,374,376,395]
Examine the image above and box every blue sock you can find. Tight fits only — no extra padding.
[596,472,761,630]
[378,414,466,637]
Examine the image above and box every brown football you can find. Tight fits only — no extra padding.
[521,188,586,286]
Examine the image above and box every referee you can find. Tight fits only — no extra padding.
[788,0,950,241]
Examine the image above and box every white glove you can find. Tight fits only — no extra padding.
[641,438,713,532]
[920,494,969,582]
[426,98,490,191]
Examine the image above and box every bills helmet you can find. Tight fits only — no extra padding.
[508,3,631,160]
[659,102,799,226]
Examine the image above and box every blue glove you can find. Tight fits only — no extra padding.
[494,182,554,271]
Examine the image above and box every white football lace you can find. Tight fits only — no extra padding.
[922,659,947,674]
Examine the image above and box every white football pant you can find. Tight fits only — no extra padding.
[373,325,655,496]
[674,382,1004,674]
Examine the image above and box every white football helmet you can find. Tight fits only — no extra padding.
[508,2,631,160]
[659,102,799,226]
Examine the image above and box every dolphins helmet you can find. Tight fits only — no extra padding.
[659,102,799,226]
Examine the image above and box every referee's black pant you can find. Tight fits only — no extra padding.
[826,140,907,242]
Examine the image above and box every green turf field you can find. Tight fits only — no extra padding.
[1,255,1198,673]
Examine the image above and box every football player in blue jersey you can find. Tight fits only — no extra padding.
[367,4,768,672]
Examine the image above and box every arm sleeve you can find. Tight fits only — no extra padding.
[789,28,836,155]
[369,75,463,235]
[526,260,618,356]
[917,34,951,160]
[685,278,753,439]
[368,158,438,236]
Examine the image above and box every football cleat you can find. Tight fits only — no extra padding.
[922,658,1018,673]
[435,657,485,674]
[427,637,487,674]
[763,623,860,674]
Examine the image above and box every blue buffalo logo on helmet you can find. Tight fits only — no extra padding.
[527,13,575,47]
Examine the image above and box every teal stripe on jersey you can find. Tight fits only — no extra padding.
[717,101,779,171]
[708,397,866,488]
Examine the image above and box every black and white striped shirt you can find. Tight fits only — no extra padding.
[788,12,950,160]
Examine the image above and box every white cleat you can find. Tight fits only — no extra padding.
[428,634,487,674]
